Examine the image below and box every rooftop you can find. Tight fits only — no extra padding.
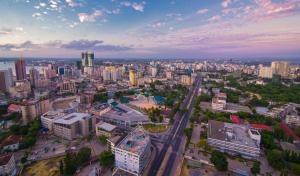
[102,103,149,123]
[117,126,150,155]
[96,122,117,132]
[208,120,259,148]
[41,110,65,120]
[54,112,90,125]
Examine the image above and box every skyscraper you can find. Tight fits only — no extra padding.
[129,69,137,86]
[259,67,273,78]
[15,58,26,80]
[87,52,94,67]
[0,69,13,91]
[81,52,94,67]
[271,61,290,77]
[29,67,39,88]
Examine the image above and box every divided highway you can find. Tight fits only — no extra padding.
[149,74,202,176]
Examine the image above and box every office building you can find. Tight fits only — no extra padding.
[259,66,273,78]
[81,52,94,67]
[271,61,289,77]
[53,113,95,140]
[96,121,117,137]
[129,69,138,86]
[0,69,13,91]
[15,58,26,80]
[29,67,39,88]
[115,126,151,175]
[99,103,149,126]
[0,153,16,176]
[208,120,261,159]
[41,110,66,131]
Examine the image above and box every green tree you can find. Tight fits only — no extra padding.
[267,149,285,170]
[64,153,77,175]
[93,93,108,103]
[99,150,114,167]
[99,135,108,145]
[251,161,261,175]
[59,160,64,175]
[76,147,91,165]
[210,150,228,171]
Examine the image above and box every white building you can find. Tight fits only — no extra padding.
[41,110,66,131]
[114,126,151,175]
[285,115,300,127]
[259,66,273,78]
[52,113,95,140]
[208,120,261,159]
[211,93,227,110]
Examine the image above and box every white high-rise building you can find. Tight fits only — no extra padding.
[271,61,289,77]
[102,66,119,81]
[114,126,151,175]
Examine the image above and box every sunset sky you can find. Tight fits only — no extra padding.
[0,0,300,58]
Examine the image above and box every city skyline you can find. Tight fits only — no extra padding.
[0,0,300,58]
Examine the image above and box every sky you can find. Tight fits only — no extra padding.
[0,0,300,59]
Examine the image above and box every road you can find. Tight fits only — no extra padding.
[149,74,202,176]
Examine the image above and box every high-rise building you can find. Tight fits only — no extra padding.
[129,69,138,86]
[29,67,39,88]
[87,52,94,67]
[15,58,26,80]
[81,52,94,67]
[102,66,119,81]
[0,69,13,91]
[259,67,273,78]
[271,61,289,77]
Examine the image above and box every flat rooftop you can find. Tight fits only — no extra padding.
[208,120,259,148]
[42,110,65,120]
[102,103,149,123]
[117,126,150,155]
[96,122,117,132]
[54,112,90,125]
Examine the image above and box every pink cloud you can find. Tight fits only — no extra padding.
[196,8,209,15]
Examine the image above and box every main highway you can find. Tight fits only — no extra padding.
[149,74,202,176]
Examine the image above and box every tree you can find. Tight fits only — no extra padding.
[99,135,108,145]
[267,149,285,170]
[64,153,77,175]
[99,150,114,167]
[251,161,260,175]
[77,147,91,165]
[93,93,108,103]
[210,150,228,171]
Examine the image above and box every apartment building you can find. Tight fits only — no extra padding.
[114,126,151,175]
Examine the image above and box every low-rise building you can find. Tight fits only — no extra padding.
[114,126,151,176]
[1,135,22,151]
[0,153,16,176]
[208,120,261,159]
[212,93,227,110]
[99,103,149,126]
[285,115,300,127]
[96,121,117,137]
[52,113,95,140]
[41,110,66,131]
[107,135,123,154]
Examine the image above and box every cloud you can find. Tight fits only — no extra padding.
[15,27,24,31]
[0,40,132,52]
[120,1,145,12]
[196,8,209,15]
[61,39,132,51]
[0,27,13,35]
[0,41,36,51]
[32,12,42,17]
[78,10,104,22]
[222,0,232,8]
[208,15,221,22]
[65,0,83,7]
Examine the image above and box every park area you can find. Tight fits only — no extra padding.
[143,124,168,133]
[22,156,63,176]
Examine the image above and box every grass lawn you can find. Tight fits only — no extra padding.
[22,157,63,176]
[143,124,168,133]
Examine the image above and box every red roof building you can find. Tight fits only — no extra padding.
[7,104,21,113]
[280,122,300,141]
[250,123,273,132]
[230,115,241,124]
